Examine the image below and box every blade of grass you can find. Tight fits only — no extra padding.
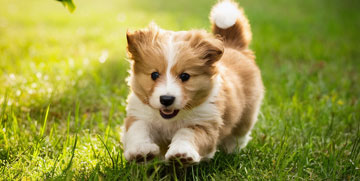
[66,111,71,147]
[11,112,19,141]
[0,91,8,123]
[50,153,61,178]
[40,105,50,138]
[97,134,115,169]
[105,105,114,143]
[62,134,78,174]
[1,125,8,149]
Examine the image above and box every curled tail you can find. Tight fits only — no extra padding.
[210,0,252,49]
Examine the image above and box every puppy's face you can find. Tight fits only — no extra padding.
[127,24,223,119]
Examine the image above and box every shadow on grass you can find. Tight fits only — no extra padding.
[50,151,250,180]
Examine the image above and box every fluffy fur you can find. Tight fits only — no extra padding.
[121,0,264,164]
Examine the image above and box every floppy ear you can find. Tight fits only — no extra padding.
[126,23,160,61]
[126,30,141,61]
[199,39,224,65]
[192,34,224,65]
[126,31,135,60]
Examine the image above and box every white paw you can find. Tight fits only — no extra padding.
[124,142,160,162]
[165,141,201,165]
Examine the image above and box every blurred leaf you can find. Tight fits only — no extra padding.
[56,0,76,13]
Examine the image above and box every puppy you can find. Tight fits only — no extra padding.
[122,0,264,164]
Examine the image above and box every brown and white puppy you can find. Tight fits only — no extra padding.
[122,0,264,164]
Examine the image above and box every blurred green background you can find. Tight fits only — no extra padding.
[0,0,359,180]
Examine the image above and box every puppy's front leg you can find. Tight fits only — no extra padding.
[123,117,160,162]
[165,125,218,165]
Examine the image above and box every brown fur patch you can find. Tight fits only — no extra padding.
[188,123,219,156]
[125,116,137,132]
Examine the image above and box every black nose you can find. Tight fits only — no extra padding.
[160,95,175,106]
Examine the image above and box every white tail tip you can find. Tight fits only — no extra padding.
[210,1,240,29]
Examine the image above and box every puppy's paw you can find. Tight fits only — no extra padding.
[124,142,160,163]
[165,141,200,165]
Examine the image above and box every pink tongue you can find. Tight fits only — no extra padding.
[161,109,174,115]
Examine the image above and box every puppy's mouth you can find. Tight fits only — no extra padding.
[160,108,179,119]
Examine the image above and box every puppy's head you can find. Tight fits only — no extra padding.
[127,23,223,119]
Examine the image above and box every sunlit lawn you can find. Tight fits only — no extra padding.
[1,0,359,180]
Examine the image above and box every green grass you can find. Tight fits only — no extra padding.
[1,0,359,180]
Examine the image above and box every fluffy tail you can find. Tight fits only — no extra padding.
[210,0,252,49]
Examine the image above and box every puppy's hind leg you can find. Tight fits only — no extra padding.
[220,132,252,153]
[220,98,262,153]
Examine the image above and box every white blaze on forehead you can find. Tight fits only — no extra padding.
[165,33,181,96]
[149,32,183,109]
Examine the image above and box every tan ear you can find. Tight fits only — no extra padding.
[126,23,160,61]
[191,33,224,65]
[126,30,139,60]
[199,38,224,65]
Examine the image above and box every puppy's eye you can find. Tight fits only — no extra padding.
[179,73,190,82]
[151,72,160,80]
